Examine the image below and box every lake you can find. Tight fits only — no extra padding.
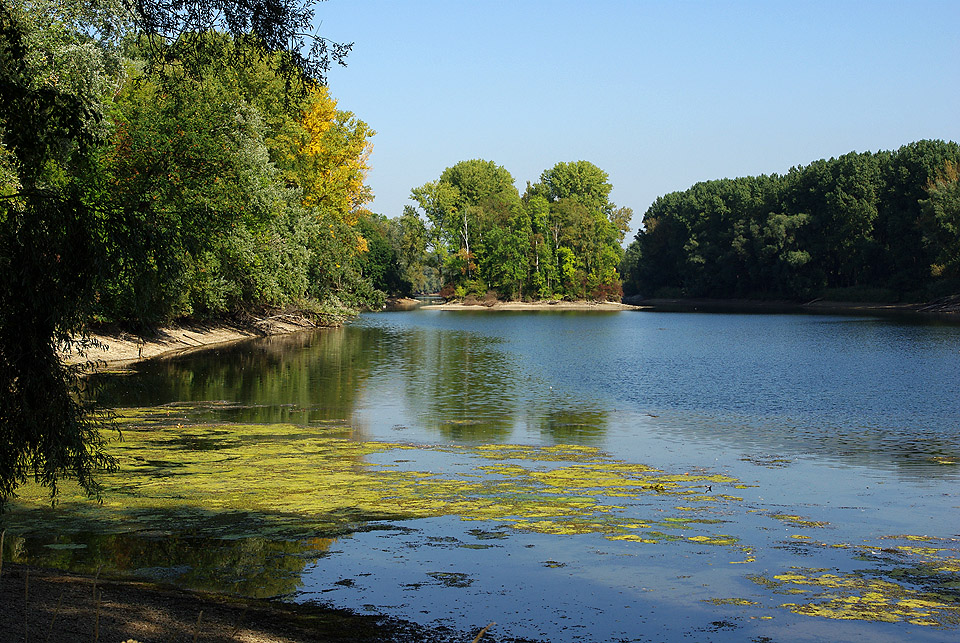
[4,308,960,642]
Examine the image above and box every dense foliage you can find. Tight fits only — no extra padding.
[0,0,379,506]
[622,140,960,301]
[408,159,631,301]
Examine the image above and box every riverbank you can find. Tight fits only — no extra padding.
[629,295,960,317]
[61,294,958,369]
[0,563,495,643]
[422,299,644,311]
[61,313,328,369]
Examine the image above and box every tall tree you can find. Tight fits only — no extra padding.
[630,141,960,300]
[1,1,118,506]
[528,161,627,300]
[0,0,351,507]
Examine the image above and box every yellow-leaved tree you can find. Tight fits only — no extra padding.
[276,85,374,259]
[283,86,374,218]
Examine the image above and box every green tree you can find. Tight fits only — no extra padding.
[0,0,353,507]
[528,161,627,300]
[0,2,117,507]
[409,180,459,286]
[393,206,430,292]
[356,211,411,296]
[524,193,556,297]
[630,141,960,301]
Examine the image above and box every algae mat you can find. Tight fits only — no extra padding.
[2,406,960,640]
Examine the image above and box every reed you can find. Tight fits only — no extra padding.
[23,569,30,643]
[45,589,65,643]
[470,621,495,643]
[92,589,101,642]
[1,528,5,578]
[229,605,249,636]
[192,609,203,643]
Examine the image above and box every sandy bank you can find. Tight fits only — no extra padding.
[61,314,322,369]
[421,300,645,311]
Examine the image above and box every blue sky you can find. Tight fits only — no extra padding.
[316,0,960,238]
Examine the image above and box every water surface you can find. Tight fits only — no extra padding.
[4,309,959,642]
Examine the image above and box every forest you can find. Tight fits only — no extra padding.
[1,6,382,331]
[3,0,960,505]
[0,0,378,505]
[620,140,960,302]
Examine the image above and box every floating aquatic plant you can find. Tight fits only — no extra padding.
[4,411,747,551]
[749,536,960,627]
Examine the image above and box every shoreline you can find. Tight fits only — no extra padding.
[0,562,493,643]
[632,296,960,317]
[60,295,960,369]
[420,299,645,311]
[61,314,325,369]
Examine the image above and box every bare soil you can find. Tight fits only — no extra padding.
[0,563,496,643]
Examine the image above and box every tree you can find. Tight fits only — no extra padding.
[409,179,460,287]
[630,141,960,301]
[277,86,375,217]
[524,193,555,297]
[393,206,429,292]
[125,0,351,91]
[0,0,351,507]
[528,161,627,300]
[1,1,118,507]
[410,160,524,297]
[920,161,960,281]
[356,212,411,296]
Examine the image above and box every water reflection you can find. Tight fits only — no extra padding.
[94,328,381,426]
[400,330,518,440]
[3,530,333,598]
[93,311,960,480]
[357,311,960,480]
[5,310,960,641]
[538,409,608,444]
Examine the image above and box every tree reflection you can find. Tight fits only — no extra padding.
[538,408,608,444]
[94,328,384,426]
[398,329,517,440]
[3,530,334,598]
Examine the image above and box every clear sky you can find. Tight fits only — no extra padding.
[314,0,960,239]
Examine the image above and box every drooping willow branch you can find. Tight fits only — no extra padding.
[122,0,352,91]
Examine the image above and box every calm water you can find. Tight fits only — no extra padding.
[4,309,960,641]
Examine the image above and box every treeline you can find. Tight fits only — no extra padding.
[2,8,384,332]
[0,0,376,505]
[621,140,960,301]
[388,159,632,301]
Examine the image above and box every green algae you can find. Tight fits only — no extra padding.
[748,536,960,627]
[704,598,759,606]
[4,410,747,550]
[10,406,960,631]
[768,513,831,528]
